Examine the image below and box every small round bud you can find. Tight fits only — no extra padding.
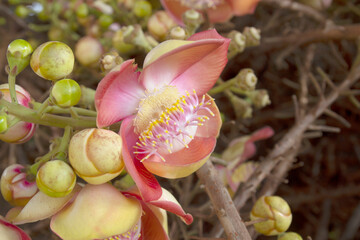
[36,160,76,198]
[98,14,113,29]
[69,128,125,184]
[7,39,33,75]
[230,95,252,119]
[147,11,177,41]
[1,164,38,206]
[14,5,29,19]
[75,36,104,67]
[243,27,261,47]
[133,0,152,18]
[76,3,89,18]
[48,25,66,42]
[183,9,204,28]
[248,90,271,109]
[235,68,258,91]
[100,52,124,73]
[250,196,292,236]
[0,115,8,133]
[0,84,36,144]
[51,79,81,108]
[30,41,74,81]
[169,26,186,40]
[228,30,246,53]
[278,232,303,240]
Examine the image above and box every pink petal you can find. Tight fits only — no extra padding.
[148,188,193,225]
[120,117,162,202]
[247,126,274,142]
[0,217,31,240]
[160,0,189,25]
[207,2,234,23]
[95,60,145,128]
[141,203,169,240]
[228,0,260,16]
[143,136,216,178]
[140,30,230,96]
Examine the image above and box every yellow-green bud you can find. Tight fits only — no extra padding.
[183,9,203,29]
[68,128,125,184]
[169,26,186,40]
[0,115,8,133]
[76,3,89,18]
[248,90,271,109]
[7,39,33,75]
[278,232,303,240]
[75,36,104,67]
[250,196,292,236]
[133,0,152,18]
[15,5,29,19]
[235,68,258,91]
[30,41,74,81]
[98,14,113,29]
[228,30,246,54]
[51,79,81,108]
[243,27,261,47]
[36,160,76,198]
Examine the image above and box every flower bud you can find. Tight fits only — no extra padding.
[76,3,89,18]
[229,95,252,119]
[30,41,74,81]
[100,52,124,73]
[122,25,152,52]
[235,68,258,91]
[148,11,177,41]
[7,39,33,75]
[112,29,136,55]
[14,5,29,19]
[75,36,104,67]
[133,0,152,17]
[228,31,246,54]
[36,160,76,198]
[169,26,186,40]
[250,196,292,236]
[248,90,271,109]
[51,79,81,108]
[1,164,38,206]
[98,14,114,29]
[278,232,303,240]
[0,115,8,134]
[0,84,36,144]
[69,128,124,184]
[243,27,261,47]
[182,9,204,29]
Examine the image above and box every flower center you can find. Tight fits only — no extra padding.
[179,0,224,10]
[134,89,214,162]
[101,221,141,240]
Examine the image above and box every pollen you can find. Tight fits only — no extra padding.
[133,89,214,162]
[178,0,224,10]
[102,221,141,240]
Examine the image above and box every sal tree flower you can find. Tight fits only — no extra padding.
[161,0,260,24]
[95,29,229,202]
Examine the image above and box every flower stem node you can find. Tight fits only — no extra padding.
[0,84,36,144]
[278,232,303,240]
[7,39,33,76]
[51,79,82,108]
[243,27,261,47]
[250,196,292,236]
[75,36,104,67]
[1,164,38,207]
[235,68,258,91]
[36,160,76,198]
[30,41,74,81]
[68,128,125,184]
[148,11,178,41]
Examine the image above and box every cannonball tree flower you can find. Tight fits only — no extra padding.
[161,0,260,25]
[0,216,31,240]
[95,29,229,202]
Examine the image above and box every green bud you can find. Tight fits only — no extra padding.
[30,41,74,81]
[247,90,271,109]
[0,115,8,133]
[113,29,136,55]
[133,0,152,18]
[235,68,258,91]
[228,30,246,54]
[243,27,261,47]
[183,9,203,29]
[15,5,29,19]
[98,14,113,29]
[7,39,33,75]
[169,26,186,40]
[278,232,303,240]
[36,160,76,198]
[51,79,81,108]
[76,3,89,18]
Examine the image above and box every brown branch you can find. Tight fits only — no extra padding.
[196,160,251,240]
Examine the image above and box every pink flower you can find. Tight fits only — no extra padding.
[161,0,260,24]
[0,216,31,240]
[95,29,229,204]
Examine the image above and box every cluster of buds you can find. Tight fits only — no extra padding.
[227,27,261,57]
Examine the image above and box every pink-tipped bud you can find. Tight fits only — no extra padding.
[0,84,36,144]
[1,164,38,206]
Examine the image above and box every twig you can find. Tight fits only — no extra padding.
[340,203,360,240]
[196,159,251,240]
[314,200,332,240]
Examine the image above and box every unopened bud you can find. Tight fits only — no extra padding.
[250,196,292,236]
[51,79,82,108]
[30,41,74,81]
[243,27,261,47]
[0,115,8,133]
[230,95,252,119]
[248,90,271,109]
[122,25,152,52]
[133,0,152,18]
[69,128,124,184]
[183,9,204,29]
[75,36,104,67]
[1,164,38,206]
[278,232,303,240]
[228,31,246,53]
[148,11,177,41]
[100,51,124,73]
[36,160,76,198]
[113,29,136,55]
[7,39,33,75]
[235,68,258,91]
[169,26,186,40]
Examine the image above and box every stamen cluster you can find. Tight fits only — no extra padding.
[134,90,214,162]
